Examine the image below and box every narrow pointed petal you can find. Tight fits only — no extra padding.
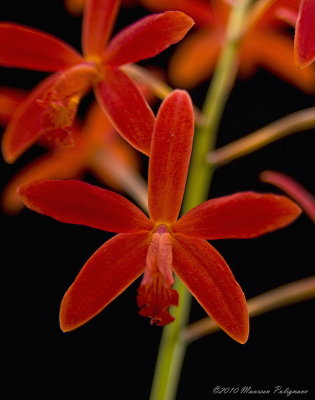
[2,149,84,215]
[173,234,249,344]
[82,0,120,58]
[104,11,194,66]
[173,192,301,239]
[141,0,214,27]
[242,31,315,93]
[18,179,152,233]
[260,170,315,224]
[0,23,83,72]
[60,232,149,332]
[148,90,194,224]
[294,0,315,68]
[1,74,59,163]
[0,87,26,125]
[169,31,221,88]
[95,67,155,155]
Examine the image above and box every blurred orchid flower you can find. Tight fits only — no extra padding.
[142,0,315,91]
[0,0,194,162]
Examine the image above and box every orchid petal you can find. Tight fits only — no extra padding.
[173,234,249,344]
[0,23,83,71]
[169,30,221,88]
[82,0,120,58]
[60,232,149,331]
[18,179,152,233]
[148,90,194,224]
[2,149,84,215]
[294,0,315,68]
[104,11,194,66]
[173,192,301,239]
[1,74,60,163]
[95,67,155,155]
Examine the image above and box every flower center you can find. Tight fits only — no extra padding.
[36,63,98,147]
[137,225,178,326]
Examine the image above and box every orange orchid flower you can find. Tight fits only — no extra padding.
[142,0,315,91]
[0,0,194,162]
[294,0,315,68]
[19,90,301,343]
[2,102,140,215]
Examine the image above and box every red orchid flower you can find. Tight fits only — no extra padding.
[261,170,315,223]
[142,0,315,91]
[0,0,194,162]
[18,90,301,343]
[2,102,140,214]
[294,0,315,68]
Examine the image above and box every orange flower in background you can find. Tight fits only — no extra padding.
[1,102,140,215]
[0,0,194,162]
[19,90,301,343]
[142,0,315,91]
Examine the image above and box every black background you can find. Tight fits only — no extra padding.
[1,1,314,399]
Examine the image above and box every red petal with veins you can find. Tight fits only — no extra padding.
[141,0,213,27]
[295,0,315,68]
[173,234,249,344]
[82,0,120,58]
[95,67,155,155]
[0,23,83,71]
[60,232,149,332]
[104,11,194,66]
[148,90,194,224]
[1,74,60,163]
[18,179,152,233]
[173,192,301,239]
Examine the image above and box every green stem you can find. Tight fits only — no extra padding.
[149,1,254,400]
